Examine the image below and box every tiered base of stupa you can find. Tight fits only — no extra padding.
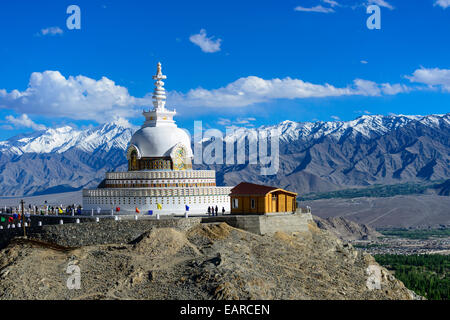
[82,170,231,215]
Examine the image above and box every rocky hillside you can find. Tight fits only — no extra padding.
[313,216,382,241]
[434,179,450,196]
[0,113,448,196]
[0,222,418,300]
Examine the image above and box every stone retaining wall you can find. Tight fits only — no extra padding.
[202,213,313,235]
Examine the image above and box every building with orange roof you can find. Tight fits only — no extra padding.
[230,182,297,215]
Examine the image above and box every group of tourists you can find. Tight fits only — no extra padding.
[207,205,226,216]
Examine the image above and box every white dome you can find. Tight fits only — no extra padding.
[129,126,193,158]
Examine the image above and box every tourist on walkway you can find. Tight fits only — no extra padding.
[207,206,211,215]
[215,206,218,216]
[222,207,225,215]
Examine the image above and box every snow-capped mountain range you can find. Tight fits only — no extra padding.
[0,122,133,155]
[225,114,449,144]
[0,113,448,196]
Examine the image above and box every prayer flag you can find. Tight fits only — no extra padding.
[157,203,162,210]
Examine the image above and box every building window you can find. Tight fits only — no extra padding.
[251,199,255,209]
[232,198,239,209]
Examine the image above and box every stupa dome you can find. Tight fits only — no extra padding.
[129,126,192,158]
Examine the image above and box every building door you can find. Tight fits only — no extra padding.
[271,195,277,213]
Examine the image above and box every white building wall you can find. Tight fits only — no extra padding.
[82,195,230,215]
[82,170,232,215]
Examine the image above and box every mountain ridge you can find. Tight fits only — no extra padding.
[0,113,448,196]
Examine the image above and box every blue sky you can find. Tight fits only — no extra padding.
[0,0,449,139]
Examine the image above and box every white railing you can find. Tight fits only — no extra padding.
[105,170,216,180]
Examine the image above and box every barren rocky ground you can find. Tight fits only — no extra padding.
[313,216,381,241]
[0,222,418,300]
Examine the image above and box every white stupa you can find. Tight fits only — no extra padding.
[82,63,232,215]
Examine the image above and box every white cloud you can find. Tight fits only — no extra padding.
[294,5,335,13]
[5,114,46,131]
[217,117,256,127]
[322,0,340,7]
[355,110,372,115]
[352,79,381,96]
[217,118,232,126]
[353,79,410,96]
[0,71,147,122]
[360,60,368,64]
[406,67,450,92]
[367,0,395,10]
[39,27,64,36]
[170,76,352,108]
[112,117,138,129]
[189,29,222,53]
[169,76,409,108]
[235,117,257,125]
[434,0,450,9]
[302,1,394,12]
[0,69,421,121]
[331,115,341,120]
[381,83,410,95]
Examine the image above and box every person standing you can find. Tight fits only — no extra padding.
[215,205,218,216]
[222,207,225,215]
[207,206,211,216]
